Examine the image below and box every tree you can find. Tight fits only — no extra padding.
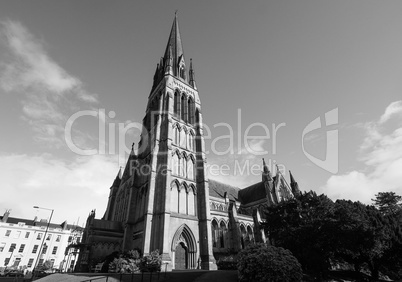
[237,243,302,282]
[38,260,53,271]
[262,191,336,278]
[263,191,402,280]
[372,192,402,215]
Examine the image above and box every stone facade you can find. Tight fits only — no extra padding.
[78,15,301,272]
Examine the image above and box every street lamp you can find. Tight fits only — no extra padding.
[32,206,54,280]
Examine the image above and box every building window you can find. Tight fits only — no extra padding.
[181,95,187,122]
[187,186,196,216]
[52,246,58,255]
[219,222,227,248]
[76,237,81,243]
[179,185,187,214]
[170,181,179,213]
[188,98,195,124]
[13,258,21,267]
[0,242,5,252]
[27,258,34,267]
[42,245,48,254]
[19,244,25,253]
[32,245,39,253]
[38,259,44,267]
[4,258,10,266]
[70,260,75,269]
[5,230,11,237]
[46,234,52,241]
[179,128,186,148]
[25,232,30,239]
[68,236,72,243]
[37,233,42,240]
[212,220,219,248]
[9,243,16,252]
[14,231,21,239]
[56,235,61,242]
[174,92,180,117]
[187,157,195,180]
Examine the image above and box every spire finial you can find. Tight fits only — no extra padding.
[189,58,197,89]
[131,142,135,150]
[175,10,178,16]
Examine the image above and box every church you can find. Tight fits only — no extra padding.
[77,15,301,272]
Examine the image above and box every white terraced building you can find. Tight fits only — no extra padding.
[0,211,83,273]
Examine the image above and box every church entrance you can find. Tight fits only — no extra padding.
[171,224,197,270]
[174,242,188,269]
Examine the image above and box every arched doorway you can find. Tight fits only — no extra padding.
[174,242,188,270]
[171,224,197,270]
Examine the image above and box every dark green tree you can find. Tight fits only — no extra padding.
[262,191,336,278]
[237,243,302,282]
[372,192,402,215]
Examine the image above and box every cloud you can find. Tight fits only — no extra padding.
[320,101,402,203]
[379,101,402,124]
[0,153,119,224]
[0,20,98,147]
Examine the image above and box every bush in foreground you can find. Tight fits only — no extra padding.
[237,243,303,282]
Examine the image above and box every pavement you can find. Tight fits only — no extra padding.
[28,270,239,282]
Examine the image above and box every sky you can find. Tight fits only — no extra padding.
[1,0,402,224]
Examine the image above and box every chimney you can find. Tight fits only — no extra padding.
[1,210,10,223]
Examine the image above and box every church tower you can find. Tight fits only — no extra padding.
[120,14,216,271]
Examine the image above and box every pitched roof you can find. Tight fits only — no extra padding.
[0,216,83,231]
[208,179,240,201]
[238,181,267,205]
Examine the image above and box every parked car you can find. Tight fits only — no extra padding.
[4,270,24,277]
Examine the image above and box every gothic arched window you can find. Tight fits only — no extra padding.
[180,66,185,79]
[174,91,180,118]
[187,131,194,151]
[170,181,179,213]
[188,97,194,124]
[179,184,187,214]
[181,153,187,177]
[173,124,180,145]
[181,95,186,122]
[219,221,227,248]
[179,128,186,148]
[212,220,219,248]
[187,156,195,180]
[240,225,247,249]
[247,226,254,244]
[172,151,179,176]
[187,185,196,216]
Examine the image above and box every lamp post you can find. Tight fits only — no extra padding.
[32,206,53,280]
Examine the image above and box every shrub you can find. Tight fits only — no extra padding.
[139,250,162,272]
[108,250,141,273]
[237,243,303,282]
[217,255,238,270]
[109,257,139,273]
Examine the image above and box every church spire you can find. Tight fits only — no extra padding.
[262,158,272,182]
[163,13,185,77]
[189,58,197,89]
[289,170,301,197]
